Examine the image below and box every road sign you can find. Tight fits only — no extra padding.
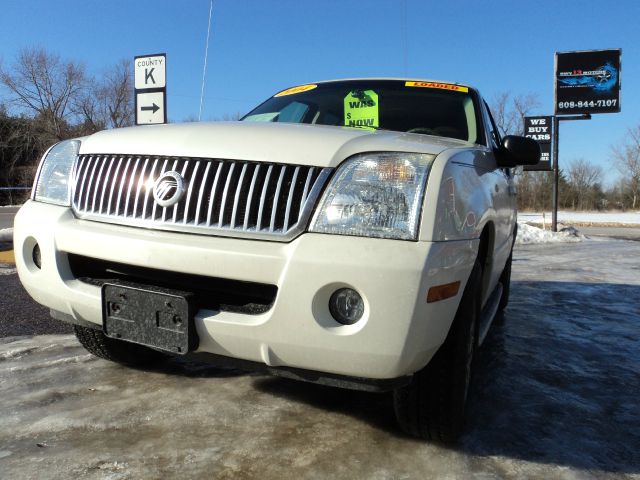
[523,116,553,171]
[134,53,167,125]
[555,49,621,115]
[134,54,166,89]
[135,91,166,125]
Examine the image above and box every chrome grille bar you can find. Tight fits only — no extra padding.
[243,164,261,231]
[132,157,150,218]
[71,154,332,242]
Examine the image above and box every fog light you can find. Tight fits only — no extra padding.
[329,288,364,325]
[32,243,41,269]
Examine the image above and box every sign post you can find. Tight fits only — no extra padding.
[134,53,167,125]
[549,48,621,231]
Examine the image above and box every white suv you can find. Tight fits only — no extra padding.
[14,79,539,441]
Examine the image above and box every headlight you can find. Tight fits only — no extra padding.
[310,152,434,240]
[33,139,81,206]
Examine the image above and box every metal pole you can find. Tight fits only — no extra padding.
[551,114,591,232]
[552,116,559,232]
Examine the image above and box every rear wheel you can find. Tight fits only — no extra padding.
[393,260,482,442]
[73,325,167,366]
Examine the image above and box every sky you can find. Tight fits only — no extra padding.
[1,0,639,186]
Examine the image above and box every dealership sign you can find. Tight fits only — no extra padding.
[555,49,621,115]
[523,116,552,171]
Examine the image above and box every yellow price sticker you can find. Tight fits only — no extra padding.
[274,84,317,97]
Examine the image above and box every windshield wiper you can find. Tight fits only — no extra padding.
[345,124,384,131]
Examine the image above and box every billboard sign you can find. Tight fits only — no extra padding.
[523,116,552,171]
[555,49,621,115]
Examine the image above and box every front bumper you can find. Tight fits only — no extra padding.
[14,201,477,379]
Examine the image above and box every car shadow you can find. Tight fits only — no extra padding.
[252,280,640,475]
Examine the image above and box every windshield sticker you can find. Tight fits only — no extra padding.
[274,84,317,97]
[344,89,379,130]
[405,81,469,93]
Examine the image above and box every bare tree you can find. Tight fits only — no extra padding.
[75,59,134,132]
[610,125,640,209]
[566,158,603,210]
[490,91,542,211]
[0,110,41,204]
[0,47,86,140]
[490,91,541,136]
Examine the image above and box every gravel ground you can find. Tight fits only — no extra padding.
[1,240,639,479]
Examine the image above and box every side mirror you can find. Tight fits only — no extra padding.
[497,135,541,167]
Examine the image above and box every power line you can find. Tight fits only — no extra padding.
[198,0,214,122]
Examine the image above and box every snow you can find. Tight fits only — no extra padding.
[519,211,640,226]
[0,228,13,242]
[516,222,583,245]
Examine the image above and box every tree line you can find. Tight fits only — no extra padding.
[0,48,133,204]
[1,47,639,210]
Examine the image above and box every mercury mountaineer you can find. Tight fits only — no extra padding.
[14,79,539,441]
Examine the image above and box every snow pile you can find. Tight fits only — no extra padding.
[516,222,583,245]
[0,228,13,243]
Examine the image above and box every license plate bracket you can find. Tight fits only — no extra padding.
[102,282,197,355]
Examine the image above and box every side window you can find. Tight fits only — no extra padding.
[483,101,502,149]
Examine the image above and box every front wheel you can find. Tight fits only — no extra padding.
[74,325,167,366]
[393,260,481,442]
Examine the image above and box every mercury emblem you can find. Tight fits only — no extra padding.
[152,171,185,207]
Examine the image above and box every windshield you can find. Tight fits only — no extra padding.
[242,80,481,143]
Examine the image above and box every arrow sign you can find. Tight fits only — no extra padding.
[136,92,165,125]
[141,103,160,114]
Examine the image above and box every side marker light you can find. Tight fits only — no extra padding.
[427,281,460,303]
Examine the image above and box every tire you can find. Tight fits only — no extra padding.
[498,251,512,311]
[393,260,481,442]
[73,325,167,366]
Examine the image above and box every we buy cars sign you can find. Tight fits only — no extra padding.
[523,116,552,171]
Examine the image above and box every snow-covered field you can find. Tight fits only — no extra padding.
[519,211,640,226]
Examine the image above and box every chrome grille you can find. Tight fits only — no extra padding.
[71,154,332,241]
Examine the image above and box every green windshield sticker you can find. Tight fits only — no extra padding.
[344,89,379,129]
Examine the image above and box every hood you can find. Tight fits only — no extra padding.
[80,121,470,168]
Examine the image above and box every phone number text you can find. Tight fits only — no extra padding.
[558,99,618,110]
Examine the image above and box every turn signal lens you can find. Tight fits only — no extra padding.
[427,281,460,303]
